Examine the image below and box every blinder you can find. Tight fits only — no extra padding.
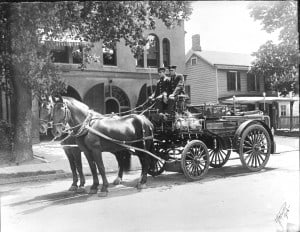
[39,100,54,133]
[52,102,71,129]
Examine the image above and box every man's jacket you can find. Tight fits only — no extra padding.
[170,73,185,96]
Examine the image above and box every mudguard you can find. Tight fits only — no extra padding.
[233,120,276,154]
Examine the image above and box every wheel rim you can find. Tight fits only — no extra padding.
[182,141,209,180]
[148,142,166,176]
[149,159,165,176]
[209,148,231,168]
[240,127,270,170]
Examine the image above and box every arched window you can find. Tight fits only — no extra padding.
[146,34,159,68]
[162,38,170,67]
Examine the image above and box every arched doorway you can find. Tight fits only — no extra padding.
[136,84,156,107]
[105,98,120,114]
[105,85,130,114]
[83,83,105,113]
[63,86,82,101]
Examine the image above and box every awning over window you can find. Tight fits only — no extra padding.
[40,33,91,48]
[42,39,91,48]
[220,96,298,104]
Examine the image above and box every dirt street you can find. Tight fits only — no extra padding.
[1,140,299,232]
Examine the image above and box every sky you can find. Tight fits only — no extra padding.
[184,1,279,55]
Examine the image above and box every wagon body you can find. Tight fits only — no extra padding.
[148,101,276,181]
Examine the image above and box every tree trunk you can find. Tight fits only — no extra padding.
[11,73,33,163]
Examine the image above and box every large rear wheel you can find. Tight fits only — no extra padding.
[239,124,271,171]
[181,140,210,181]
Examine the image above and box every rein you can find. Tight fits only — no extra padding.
[52,101,155,145]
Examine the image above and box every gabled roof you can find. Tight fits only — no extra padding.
[186,50,255,68]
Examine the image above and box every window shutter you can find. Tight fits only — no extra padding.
[227,72,231,90]
[247,73,251,91]
[256,76,260,91]
[237,72,241,91]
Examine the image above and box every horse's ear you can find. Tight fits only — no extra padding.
[52,95,63,103]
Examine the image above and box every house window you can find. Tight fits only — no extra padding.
[227,71,241,91]
[191,57,197,66]
[136,51,144,67]
[103,44,117,66]
[247,73,259,91]
[72,46,83,64]
[146,34,159,68]
[51,46,69,63]
[280,105,287,116]
[185,85,191,98]
[162,38,170,67]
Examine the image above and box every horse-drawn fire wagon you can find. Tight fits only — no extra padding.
[42,93,276,195]
[146,94,276,181]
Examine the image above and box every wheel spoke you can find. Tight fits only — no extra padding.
[244,139,253,147]
[246,152,253,166]
[186,153,194,160]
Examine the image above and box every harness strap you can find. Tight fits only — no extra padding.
[85,125,153,144]
[85,125,164,163]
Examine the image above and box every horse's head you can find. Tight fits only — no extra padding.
[51,95,70,138]
[39,96,54,134]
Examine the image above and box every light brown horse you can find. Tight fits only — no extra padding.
[51,96,154,197]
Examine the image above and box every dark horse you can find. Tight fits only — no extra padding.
[51,96,154,197]
[39,97,131,194]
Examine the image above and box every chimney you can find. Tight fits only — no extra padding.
[192,34,201,51]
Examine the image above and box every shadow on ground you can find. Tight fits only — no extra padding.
[7,165,277,215]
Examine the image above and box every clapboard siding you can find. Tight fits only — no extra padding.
[218,69,265,99]
[185,55,217,104]
[185,53,266,105]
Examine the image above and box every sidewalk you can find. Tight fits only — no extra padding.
[0,136,298,185]
[0,141,141,185]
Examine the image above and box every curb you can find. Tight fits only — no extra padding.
[0,168,142,185]
[0,171,72,185]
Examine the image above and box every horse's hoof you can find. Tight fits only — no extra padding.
[137,183,147,190]
[76,187,86,194]
[89,188,98,194]
[68,186,78,191]
[98,191,108,197]
[113,177,122,185]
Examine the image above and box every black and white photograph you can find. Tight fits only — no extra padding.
[0,1,299,231]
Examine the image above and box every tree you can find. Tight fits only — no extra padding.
[0,1,192,163]
[248,1,299,96]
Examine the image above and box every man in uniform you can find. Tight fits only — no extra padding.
[149,67,171,113]
[167,65,185,114]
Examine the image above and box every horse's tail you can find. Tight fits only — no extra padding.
[114,150,132,172]
[120,150,131,172]
[138,114,154,151]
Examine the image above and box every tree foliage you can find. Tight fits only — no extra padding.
[2,1,192,97]
[248,1,299,96]
[0,1,192,162]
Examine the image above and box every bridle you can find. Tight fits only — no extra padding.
[39,101,54,133]
[52,102,72,128]
[52,101,94,137]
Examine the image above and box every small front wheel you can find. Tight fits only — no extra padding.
[148,141,166,177]
[181,140,210,181]
[209,138,231,168]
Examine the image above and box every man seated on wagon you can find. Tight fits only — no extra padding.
[167,65,186,115]
[148,67,171,114]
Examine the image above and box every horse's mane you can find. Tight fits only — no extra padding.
[63,96,90,112]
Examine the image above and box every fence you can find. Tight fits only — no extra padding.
[278,116,299,129]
